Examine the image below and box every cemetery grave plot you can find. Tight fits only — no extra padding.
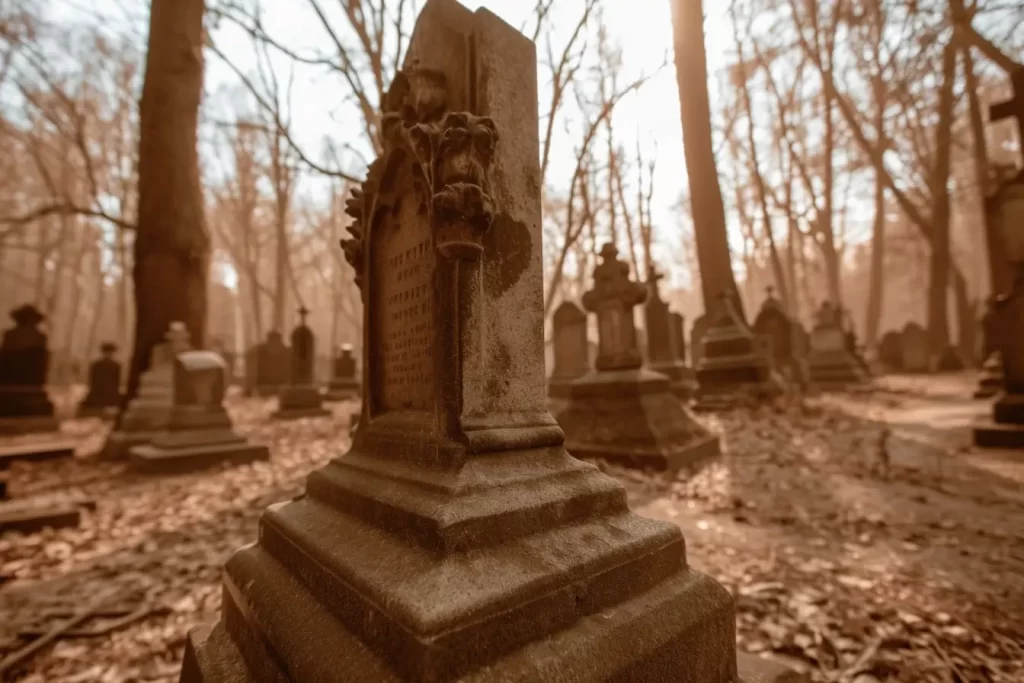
[0,385,1018,682]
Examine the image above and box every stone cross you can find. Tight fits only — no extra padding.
[582,243,648,371]
[990,67,1024,164]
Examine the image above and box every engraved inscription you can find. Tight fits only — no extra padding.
[372,180,435,411]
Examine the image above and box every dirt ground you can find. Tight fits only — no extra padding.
[0,375,1021,682]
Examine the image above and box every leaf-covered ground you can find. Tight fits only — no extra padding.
[1,376,1022,682]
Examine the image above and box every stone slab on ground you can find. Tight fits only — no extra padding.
[973,421,1024,449]
[0,440,75,468]
[130,440,271,475]
[102,429,164,461]
[0,416,60,436]
[0,499,81,535]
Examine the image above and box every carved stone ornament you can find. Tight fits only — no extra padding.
[340,63,501,286]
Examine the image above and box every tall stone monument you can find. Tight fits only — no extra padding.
[102,321,191,459]
[130,351,270,474]
[272,307,330,420]
[644,265,697,398]
[556,244,720,471]
[695,291,781,408]
[807,302,867,388]
[324,344,361,401]
[181,4,738,679]
[0,304,58,434]
[547,300,590,401]
[77,342,122,418]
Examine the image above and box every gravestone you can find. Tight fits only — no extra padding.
[181,5,739,680]
[245,331,290,397]
[556,244,720,471]
[644,265,697,398]
[752,286,809,388]
[690,312,709,368]
[877,331,903,372]
[102,322,192,460]
[807,302,867,388]
[547,300,589,401]
[936,345,965,372]
[669,310,699,397]
[900,322,929,373]
[840,309,871,375]
[77,342,122,418]
[0,304,58,434]
[272,307,330,420]
[324,343,361,401]
[130,351,270,474]
[695,291,781,409]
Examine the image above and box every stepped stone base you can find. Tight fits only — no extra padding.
[182,411,739,682]
[102,428,163,461]
[324,379,360,402]
[0,416,60,436]
[808,349,867,389]
[0,440,75,468]
[0,500,81,535]
[557,368,720,472]
[651,361,699,400]
[130,433,270,475]
[974,393,1024,449]
[273,386,330,420]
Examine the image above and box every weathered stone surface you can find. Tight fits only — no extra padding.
[752,287,809,388]
[102,322,191,460]
[0,304,58,434]
[77,342,122,418]
[974,258,1024,448]
[130,351,269,474]
[272,309,330,420]
[807,302,866,389]
[695,292,781,408]
[182,4,737,680]
[325,344,361,401]
[900,322,929,373]
[0,441,74,469]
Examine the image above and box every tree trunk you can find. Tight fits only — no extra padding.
[865,175,886,348]
[126,0,210,407]
[927,43,957,361]
[669,0,743,319]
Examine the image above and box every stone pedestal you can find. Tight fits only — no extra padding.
[102,323,191,459]
[182,5,739,680]
[559,367,720,471]
[807,303,867,389]
[974,352,1004,398]
[974,393,1024,448]
[695,293,781,409]
[272,385,330,420]
[131,351,270,474]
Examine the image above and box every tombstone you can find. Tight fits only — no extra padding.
[900,322,929,373]
[840,308,871,375]
[181,6,742,680]
[102,322,192,460]
[643,265,698,398]
[130,351,270,474]
[668,310,700,397]
[936,345,965,372]
[547,300,589,401]
[555,243,720,471]
[974,150,1024,447]
[324,343,361,401]
[877,331,903,372]
[0,304,59,434]
[77,342,122,418]
[694,291,781,408]
[272,307,330,420]
[752,286,809,388]
[0,441,83,535]
[807,302,867,388]
[245,331,290,397]
[690,312,709,368]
